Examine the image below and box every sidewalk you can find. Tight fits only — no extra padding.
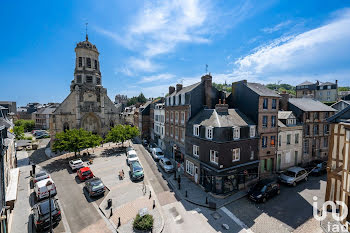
[9,151,33,233]
[166,172,247,209]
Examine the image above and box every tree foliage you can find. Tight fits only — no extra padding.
[212,82,232,92]
[14,126,24,139]
[14,119,35,132]
[127,93,147,106]
[105,125,140,146]
[133,214,154,231]
[52,128,102,156]
[339,87,350,91]
[266,83,296,95]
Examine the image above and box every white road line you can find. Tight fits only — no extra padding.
[220,207,254,233]
[56,199,72,233]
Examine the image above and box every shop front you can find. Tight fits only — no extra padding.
[200,161,259,195]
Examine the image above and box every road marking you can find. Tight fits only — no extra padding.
[220,207,254,233]
[56,199,72,233]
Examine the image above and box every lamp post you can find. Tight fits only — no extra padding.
[46,180,53,233]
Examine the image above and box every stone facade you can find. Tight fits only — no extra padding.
[50,36,120,142]
[296,80,338,102]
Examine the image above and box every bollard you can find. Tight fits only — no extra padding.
[185,190,188,197]
[30,170,32,177]
[174,171,177,180]
[118,217,121,228]
[110,208,113,218]
[107,199,112,209]
[149,190,152,199]
[153,200,155,209]
[32,164,36,175]
[206,197,208,204]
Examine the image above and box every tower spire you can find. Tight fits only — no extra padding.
[85,22,88,41]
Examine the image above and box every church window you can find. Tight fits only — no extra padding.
[78,57,82,67]
[86,76,93,83]
[94,60,97,69]
[63,122,69,132]
[96,77,101,85]
[87,58,91,68]
[77,75,82,83]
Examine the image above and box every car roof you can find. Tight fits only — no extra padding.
[36,178,54,187]
[287,167,305,172]
[71,159,83,162]
[86,177,101,183]
[128,150,137,154]
[161,158,170,162]
[36,171,48,176]
[79,167,91,172]
[258,179,276,185]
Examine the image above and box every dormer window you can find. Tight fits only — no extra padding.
[250,126,256,138]
[193,124,200,136]
[233,127,240,140]
[206,126,213,140]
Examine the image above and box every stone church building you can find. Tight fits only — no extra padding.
[50,35,120,143]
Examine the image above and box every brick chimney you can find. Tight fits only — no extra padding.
[215,99,229,114]
[169,86,175,95]
[201,74,212,108]
[176,84,183,92]
[279,92,290,111]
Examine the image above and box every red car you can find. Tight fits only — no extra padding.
[77,167,94,181]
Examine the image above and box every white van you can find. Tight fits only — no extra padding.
[151,148,164,161]
[34,178,57,201]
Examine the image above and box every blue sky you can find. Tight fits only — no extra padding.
[1,0,350,106]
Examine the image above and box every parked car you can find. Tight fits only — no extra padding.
[33,171,50,184]
[142,139,149,147]
[126,146,134,153]
[84,177,106,197]
[36,133,49,139]
[130,161,144,181]
[77,167,94,181]
[69,159,84,171]
[151,148,164,161]
[248,179,280,203]
[278,167,308,186]
[147,143,157,152]
[304,160,327,175]
[126,150,139,165]
[32,198,61,231]
[159,158,174,173]
[34,178,57,201]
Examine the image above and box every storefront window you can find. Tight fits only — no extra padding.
[223,175,237,193]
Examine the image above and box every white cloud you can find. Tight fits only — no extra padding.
[139,73,175,83]
[261,20,292,33]
[234,8,350,85]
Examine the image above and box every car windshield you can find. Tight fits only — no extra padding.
[36,172,47,178]
[133,166,143,172]
[91,180,104,191]
[39,200,56,215]
[73,161,82,164]
[284,171,296,177]
[253,183,266,192]
[128,154,137,158]
[165,161,172,165]
[82,171,91,176]
[157,152,164,156]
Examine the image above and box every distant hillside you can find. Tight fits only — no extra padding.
[266,84,296,95]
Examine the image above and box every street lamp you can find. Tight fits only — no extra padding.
[46,180,53,233]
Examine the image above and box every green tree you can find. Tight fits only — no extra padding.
[14,125,24,140]
[127,93,148,106]
[106,125,140,146]
[339,87,350,91]
[52,128,101,157]
[14,119,35,132]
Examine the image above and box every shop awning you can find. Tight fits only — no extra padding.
[200,160,260,174]
[6,168,19,210]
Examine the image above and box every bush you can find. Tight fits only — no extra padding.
[133,214,153,231]
[24,136,33,140]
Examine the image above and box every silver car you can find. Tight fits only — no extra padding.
[278,167,308,186]
[159,158,174,173]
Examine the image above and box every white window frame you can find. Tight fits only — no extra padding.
[175,112,179,124]
[206,126,213,140]
[193,124,200,136]
[232,148,240,162]
[170,96,173,105]
[175,95,179,105]
[210,150,218,165]
[186,160,194,176]
[249,126,256,138]
[233,126,240,140]
[193,145,199,157]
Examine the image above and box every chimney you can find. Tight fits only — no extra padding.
[169,86,175,95]
[176,84,183,92]
[215,99,229,114]
[201,74,212,108]
[280,93,290,111]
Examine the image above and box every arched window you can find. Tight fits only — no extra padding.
[63,122,70,132]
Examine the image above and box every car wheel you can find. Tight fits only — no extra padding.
[292,182,297,187]
[277,189,280,195]
[262,197,267,203]
[305,176,308,181]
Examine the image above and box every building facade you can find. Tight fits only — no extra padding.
[32,107,56,130]
[296,80,338,102]
[138,101,152,140]
[153,103,165,150]
[185,101,259,194]
[230,81,280,175]
[325,105,350,228]
[50,35,120,142]
[277,111,303,170]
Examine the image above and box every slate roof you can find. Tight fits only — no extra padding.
[297,81,314,86]
[278,111,294,120]
[168,82,201,97]
[288,98,337,112]
[189,108,254,128]
[319,81,336,86]
[36,107,56,115]
[327,105,350,123]
[246,82,280,97]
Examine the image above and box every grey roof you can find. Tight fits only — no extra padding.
[278,111,294,120]
[246,82,280,97]
[0,118,13,128]
[319,81,336,86]
[169,82,201,97]
[331,100,350,107]
[288,98,337,112]
[278,120,286,127]
[190,108,255,128]
[36,107,56,115]
[297,81,314,86]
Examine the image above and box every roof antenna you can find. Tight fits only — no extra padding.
[85,22,89,41]
[206,64,208,74]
